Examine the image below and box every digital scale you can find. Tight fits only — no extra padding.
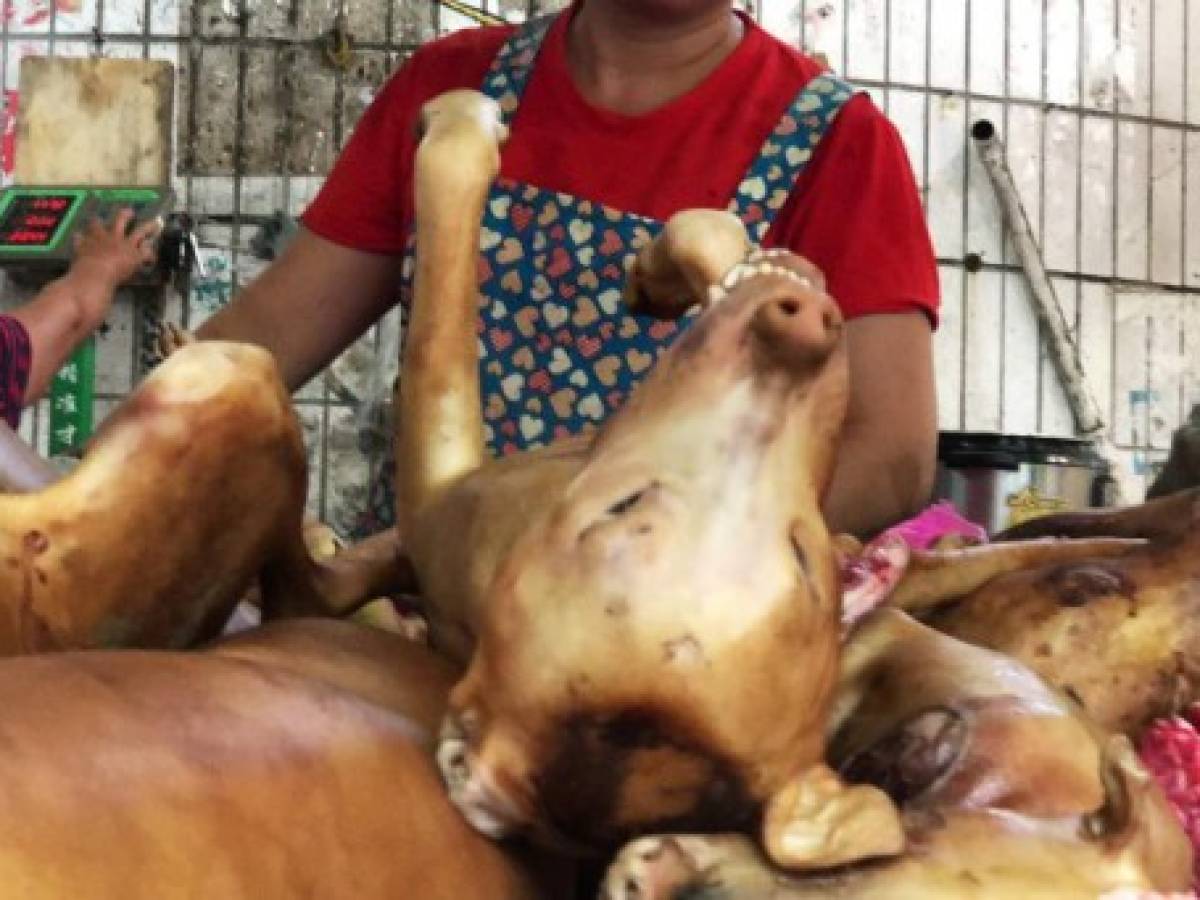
[0,185,174,455]
[0,185,172,277]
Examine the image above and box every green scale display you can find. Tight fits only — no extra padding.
[0,185,172,455]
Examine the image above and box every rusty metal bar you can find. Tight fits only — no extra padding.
[971,117,1105,435]
[970,116,1141,499]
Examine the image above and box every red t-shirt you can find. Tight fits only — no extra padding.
[302,9,939,324]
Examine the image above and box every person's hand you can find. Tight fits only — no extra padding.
[8,210,163,406]
[66,208,162,312]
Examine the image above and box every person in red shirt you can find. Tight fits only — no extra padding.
[198,0,940,539]
[0,209,159,430]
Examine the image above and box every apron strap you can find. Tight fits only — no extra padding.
[727,72,857,244]
[480,12,558,124]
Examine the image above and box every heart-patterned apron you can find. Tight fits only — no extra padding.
[358,12,855,535]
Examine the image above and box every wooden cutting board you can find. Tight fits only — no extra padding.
[15,56,173,187]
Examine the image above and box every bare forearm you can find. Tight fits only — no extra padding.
[194,281,318,391]
[10,271,109,403]
[823,312,939,540]
[195,229,405,394]
[822,429,936,539]
[10,210,160,406]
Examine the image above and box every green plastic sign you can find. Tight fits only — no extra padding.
[48,336,95,455]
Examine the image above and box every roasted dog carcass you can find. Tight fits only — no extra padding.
[0,619,568,899]
[0,342,307,652]
[887,489,1200,737]
[0,330,413,655]
[389,87,1199,885]
[601,609,1193,899]
[397,89,903,872]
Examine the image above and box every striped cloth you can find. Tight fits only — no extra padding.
[0,314,31,430]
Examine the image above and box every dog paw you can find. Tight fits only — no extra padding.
[155,321,195,362]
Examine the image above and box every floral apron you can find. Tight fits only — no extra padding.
[359,13,855,534]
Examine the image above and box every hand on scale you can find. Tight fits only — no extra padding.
[0,187,174,490]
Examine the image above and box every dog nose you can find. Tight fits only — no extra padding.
[751,290,842,363]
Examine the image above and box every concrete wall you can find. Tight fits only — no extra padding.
[0,0,1196,532]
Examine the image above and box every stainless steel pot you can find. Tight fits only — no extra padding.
[933,432,1112,535]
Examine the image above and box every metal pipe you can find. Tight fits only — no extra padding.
[971,118,1137,503]
[971,117,1106,436]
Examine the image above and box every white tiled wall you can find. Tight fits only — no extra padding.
[1,0,1197,528]
[768,0,1200,489]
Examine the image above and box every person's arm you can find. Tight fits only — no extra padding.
[194,35,464,389]
[821,312,938,539]
[771,94,942,539]
[9,283,96,405]
[196,29,511,390]
[10,209,160,404]
[195,228,405,392]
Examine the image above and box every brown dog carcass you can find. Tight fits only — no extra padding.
[0,339,403,655]
[0,618,568,899]
[886,489,1200,737]
[1147,405,1200,500]
[601,609,1193,899]
[393,89,904,872]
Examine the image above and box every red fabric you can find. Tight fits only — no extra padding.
[302,9,940,324]
[0,314,31,429]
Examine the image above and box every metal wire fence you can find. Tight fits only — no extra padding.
[0,0,1196,521]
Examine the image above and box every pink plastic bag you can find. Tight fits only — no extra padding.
[839,502,988,630]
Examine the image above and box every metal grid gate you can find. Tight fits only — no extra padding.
[0,0,1196,527]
